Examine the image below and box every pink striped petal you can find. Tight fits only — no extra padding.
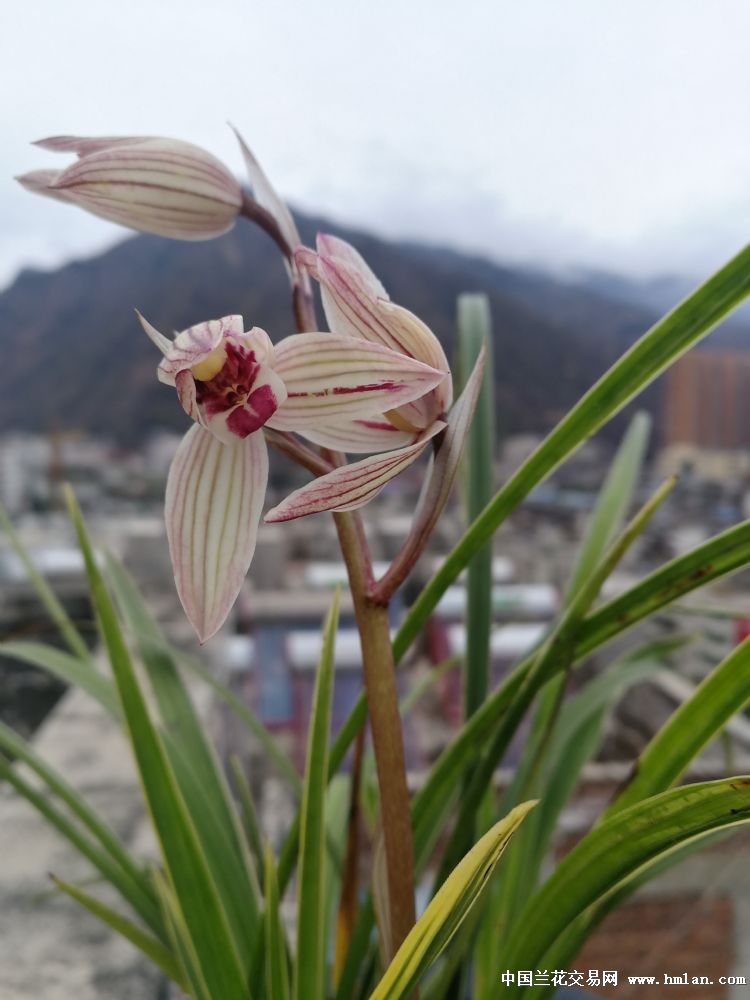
[264,422,445,522]
[299,239,449,372]
[15,169,71,203]
[266,334,448,432]
[299,417,418,453]
[295,238,452,426]
[231,126,301,254]
[316,234,387,298]
[33,135,152,154]
[165,424,268,642]
[158,316,243,382]
[23,137,242,240]
[377,300,452,411]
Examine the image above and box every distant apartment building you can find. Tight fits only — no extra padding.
[0,434,51,513]
[660,351,750,480]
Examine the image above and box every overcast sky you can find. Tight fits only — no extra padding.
[3,0,750,290]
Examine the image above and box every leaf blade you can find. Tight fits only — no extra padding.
[369,802,535,1000]
[500,778,750,979]
[65,487,249,1000]
[293,591,340,1000]
[52,877,185,989]
[396,247,750,660]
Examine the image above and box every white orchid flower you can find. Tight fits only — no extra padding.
[140,313,448,641]
[264,235,465,524]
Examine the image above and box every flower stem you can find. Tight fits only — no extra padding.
[238,193,317,332]
[333,510,417,960]
[248,203,417,958]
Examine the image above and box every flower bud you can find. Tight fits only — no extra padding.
[17,135,242,240]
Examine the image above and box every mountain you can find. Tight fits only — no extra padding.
[1,212,743,445]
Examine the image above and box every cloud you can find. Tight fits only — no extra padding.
[4,0,750,287]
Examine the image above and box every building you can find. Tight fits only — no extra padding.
[660,352,750,481]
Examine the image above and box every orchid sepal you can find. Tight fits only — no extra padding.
[18,136,242,241]
[266,334,448,432]
[264,421,445,522]
[298,417,419,453]
[165,424,268,643]
[295,235,453,427]
[231,125,301,257]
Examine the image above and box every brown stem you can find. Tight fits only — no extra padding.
[333,511,416,959]
[370,433,447,603]
[239,191,291,259]
[258,209,417,958]
[292,275,317,333]
[239,191,317,333]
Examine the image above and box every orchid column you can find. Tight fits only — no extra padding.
[19,130,485,961]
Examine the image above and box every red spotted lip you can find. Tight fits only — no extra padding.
[193,340,281,436]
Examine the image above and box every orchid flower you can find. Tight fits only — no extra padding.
[17,135,243,240]
[140,313,448,641]
[264,235,469,524]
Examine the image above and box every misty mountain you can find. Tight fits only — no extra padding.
[1,211,742,446]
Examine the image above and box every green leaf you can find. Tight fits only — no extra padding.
[0,720,160,933]
[432,477,676,886]
[482,410,654,969]
[421,897,486,1000]
[566,411,651,601]
[106,553,260,956]
[106,550,299,797]
[457,293,495,718]
[333,896,377,1000]
[264,844,291,1000]
[0,640,119,718]
[609,633,750,815]
[489,646,676,955]
[293,590,340,1000]
[513,644,685,888]
[519,411,653,798]
[323,774,351,978]
[528,827,735,996]
[500,777,750,981]
[368,802,535,1000]
[577,517,750,656]
[396,246,750,661]
[412,509,739,882]
[163,736,260,953]
[52,876,185,989]
[65,487,249,1000]
[324,513,750,876]
[229,754,264,880]
[533,639,692,829]
[153,869,213,1000]
[0,504,91,660]
[307,261,750,885]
